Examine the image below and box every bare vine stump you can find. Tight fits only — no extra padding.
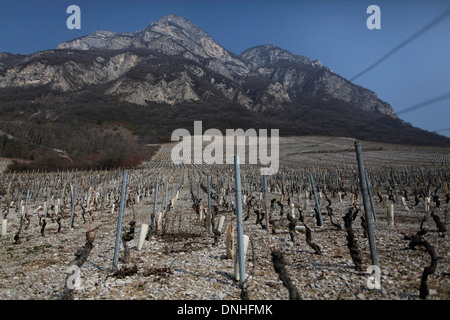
[343,207,363,271]
[407,234,439,299]
[13,216,26,244]
[271,250,302,300]
[430,210,446,233]
[62,232,94,300]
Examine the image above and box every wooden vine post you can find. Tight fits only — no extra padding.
[112,170,128,274]
[262,174,269,234]
[365,170,377,221]
[206,175,212,233]
[151,181,159,234]
[164,179,168,211]
[309,174,323,227]
[69,184,77,229]
[234,156,246,288]
[355,141,379,267]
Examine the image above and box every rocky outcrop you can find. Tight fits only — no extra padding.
[241,44,332,73]
[0,51,141,91]
[250,81,291,112]
[105,71,200,106]
[241,45,397,118]
[57,30,136,50]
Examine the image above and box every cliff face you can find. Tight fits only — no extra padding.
[241,45,397,117]
[0,51,141,92]
[57,14,250,80]
[0,14,397,117]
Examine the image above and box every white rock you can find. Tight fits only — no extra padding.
[429,289,437,295]
[356,293,366,300]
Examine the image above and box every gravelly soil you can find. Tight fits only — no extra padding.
[0,138,449,300]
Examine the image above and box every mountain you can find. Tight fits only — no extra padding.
[0,14,449,170]
[0,14,387,112]
[0,15,397,116]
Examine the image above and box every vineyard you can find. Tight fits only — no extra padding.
[0,136,449,300]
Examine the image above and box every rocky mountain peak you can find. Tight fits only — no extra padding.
[57,14,219,56]
[56,14,248,80]
[139,14,235,63]
[144,14,208,41]
[241,44,331,72]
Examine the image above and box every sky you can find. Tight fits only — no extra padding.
[1,0,449,138]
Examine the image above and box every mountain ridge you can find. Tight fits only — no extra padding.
[1,14,396,117]
[1,13,450,158]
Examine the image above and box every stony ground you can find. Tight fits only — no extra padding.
[0,158,11,174]
[1,175,449,300]
[0,138,449,300]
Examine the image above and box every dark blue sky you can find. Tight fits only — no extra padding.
[1,0,449,138]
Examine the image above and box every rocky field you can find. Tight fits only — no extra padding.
[0,137,449,301]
